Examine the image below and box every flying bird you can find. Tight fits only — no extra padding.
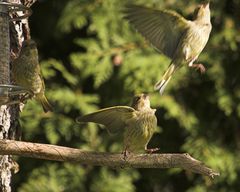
[76,93,159,157]
[124,2,212,94]
[12,39,52,112]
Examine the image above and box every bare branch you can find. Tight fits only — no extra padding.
[0,139,220,178]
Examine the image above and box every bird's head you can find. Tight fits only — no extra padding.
[21,39,38,56]
[194,1,211,23]
[131,93,151,111]
[22,39,36,49]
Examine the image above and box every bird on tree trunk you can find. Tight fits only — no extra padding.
[12,40,52,112]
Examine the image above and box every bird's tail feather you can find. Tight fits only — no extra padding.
[39,94,53,113]
[154,63,177,94]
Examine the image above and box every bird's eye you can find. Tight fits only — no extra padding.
[135,96,141,102]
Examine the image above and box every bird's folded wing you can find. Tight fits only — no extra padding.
[123,4,191,59]
[39,74,45,90]
[76,106,135,134]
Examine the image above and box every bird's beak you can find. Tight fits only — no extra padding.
[202,1,210,8]
[142,93,149,100]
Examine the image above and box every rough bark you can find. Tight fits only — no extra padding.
[0,2,12,191]
[0,139,220,178]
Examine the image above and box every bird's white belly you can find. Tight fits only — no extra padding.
[182,26,210,63]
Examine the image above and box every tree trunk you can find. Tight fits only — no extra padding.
[0,0,29,191]
[0,1,12,191]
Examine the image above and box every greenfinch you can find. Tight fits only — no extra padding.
[124,2,212,94]
[76,93,159,157]
[12,40,52,112]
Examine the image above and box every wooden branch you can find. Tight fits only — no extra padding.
[0,139,220,178]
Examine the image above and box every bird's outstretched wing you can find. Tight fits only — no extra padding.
[123,4,191,59]
[76,106,135,134]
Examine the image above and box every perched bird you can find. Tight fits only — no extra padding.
[12,39,52,112]
[76,93,159,157]
[124,2,212,94]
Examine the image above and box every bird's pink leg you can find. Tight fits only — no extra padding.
[189,63,206,74]
[20,92,33,104]
[122,147,130,160]
[145,146,160,154]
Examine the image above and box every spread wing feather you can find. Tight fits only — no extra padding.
[123,4,191,59]
[76,106,135,134]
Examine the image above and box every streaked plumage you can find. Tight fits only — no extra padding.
[12,39,52,112]
[124,2,212,94]
[76,94,158,156]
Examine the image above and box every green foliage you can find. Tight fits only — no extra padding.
[14,0,240,191]
[19,164,138,192]
[19,164,87,192]
[90,168,139,192]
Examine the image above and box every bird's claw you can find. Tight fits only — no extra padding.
[122,149,130,160]
[19,93,31,104]
[190,63,206,74]
[145,147,160,154]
